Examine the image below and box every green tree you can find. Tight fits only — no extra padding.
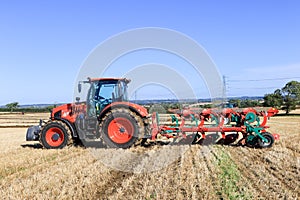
[240,99,260,108]
[229,99,241,107]
[263,89,283,108]
[6,102,19,112]
[281,81,300,114]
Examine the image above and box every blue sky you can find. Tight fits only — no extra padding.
[0,0,299,105]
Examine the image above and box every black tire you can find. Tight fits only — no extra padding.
[40,120,72,149]
[245,134,258,148]
[258,132,274,148]
[99,108,144,148]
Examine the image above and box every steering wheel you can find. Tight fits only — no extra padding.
[100,98,113,105]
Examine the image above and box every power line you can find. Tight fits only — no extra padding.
[228,77,300,82]
[228,87,278,90]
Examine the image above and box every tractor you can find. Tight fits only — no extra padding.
[26,78,149,149]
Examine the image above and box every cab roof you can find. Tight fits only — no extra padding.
[87,77,131,83]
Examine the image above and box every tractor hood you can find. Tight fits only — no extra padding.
[50,103,78,123]
[51,104,73,118]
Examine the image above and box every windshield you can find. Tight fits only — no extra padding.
[86,80,128,116]
[99,83,115,100]
[96,80,128,102]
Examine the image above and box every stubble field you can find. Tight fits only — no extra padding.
[0,111,299,199]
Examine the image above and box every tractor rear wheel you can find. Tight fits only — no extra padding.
[40,120,72,149]
[100,108,144,148]
[258,132,274,148]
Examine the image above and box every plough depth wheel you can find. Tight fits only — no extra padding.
[258,132,274,148]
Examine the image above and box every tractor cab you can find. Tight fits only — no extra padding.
[85,78,130,117]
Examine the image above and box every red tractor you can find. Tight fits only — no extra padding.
[26,78,149,149]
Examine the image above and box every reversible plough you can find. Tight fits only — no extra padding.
[150,107,280,148]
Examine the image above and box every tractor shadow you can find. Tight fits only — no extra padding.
[20,133,245,149]
[275,113,300,117]
[142,133,245,148]
[21,143,43,149]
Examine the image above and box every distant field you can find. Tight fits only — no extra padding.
[0,112,49,127]
[0,111,299,199]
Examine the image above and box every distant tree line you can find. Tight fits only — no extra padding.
[0,102,55,113]
[228,99,262,108]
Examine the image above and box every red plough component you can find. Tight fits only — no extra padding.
[150,107,279,148]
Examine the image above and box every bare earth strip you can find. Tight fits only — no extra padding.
[0,112,299,199]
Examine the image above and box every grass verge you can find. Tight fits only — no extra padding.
[214,147,252,200]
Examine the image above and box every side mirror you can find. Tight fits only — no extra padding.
[78,82,82,93]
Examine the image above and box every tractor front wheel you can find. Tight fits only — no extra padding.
[40,120,72,149]
[100,108,144,148]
